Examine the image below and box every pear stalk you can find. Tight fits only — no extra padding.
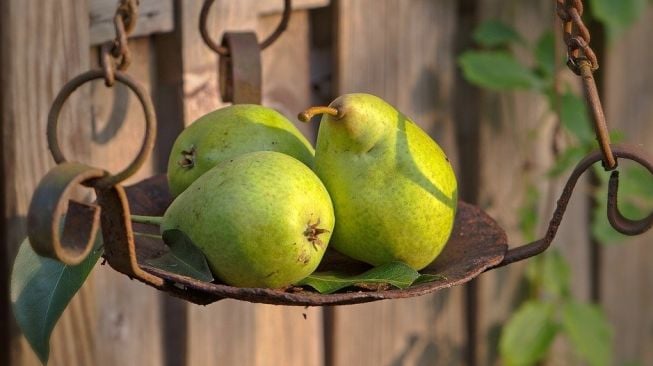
[131,215,164,226]
[298,106,341,122]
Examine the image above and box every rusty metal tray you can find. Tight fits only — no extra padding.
[125,175,508,306]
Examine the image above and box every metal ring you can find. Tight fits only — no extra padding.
[199,0,292,56]
[47,69,156,188]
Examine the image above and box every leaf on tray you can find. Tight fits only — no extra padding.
[296,261,440,294]
[11,235,103,364]
[146,229,214,282]
[412,273,447,285]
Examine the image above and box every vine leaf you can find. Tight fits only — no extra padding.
[11,236,103,364]
[145,229,214,282]
[562,301,613,366]
[590,0,647,40]
[458,51,541,90]
[499,301,558,366]
[472,20,524,48]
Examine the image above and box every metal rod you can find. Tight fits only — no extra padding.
[579,61,616,170]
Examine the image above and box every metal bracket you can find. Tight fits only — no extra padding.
[219,32,262,104]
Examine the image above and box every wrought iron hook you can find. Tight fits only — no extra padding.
[490,144,653,270]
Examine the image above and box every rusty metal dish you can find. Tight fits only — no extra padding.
[124,175,508,306]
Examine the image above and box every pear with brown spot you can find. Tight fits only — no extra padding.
[161,151,334,288]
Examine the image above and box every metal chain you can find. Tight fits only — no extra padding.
[101,0,140,86]
[556,0,616,169]
[555,0,598,73]
[46,0,155,188]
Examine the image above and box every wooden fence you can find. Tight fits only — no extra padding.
[2,1,652,365]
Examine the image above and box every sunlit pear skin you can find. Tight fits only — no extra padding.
[161,151,334,288]
[167,104,315,197]
[304,93,458,270]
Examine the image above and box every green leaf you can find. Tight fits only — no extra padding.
[619,165,653,200]
[412,273,447,285]
[297,262,421,294]
[540,250,571,299]
[560,91,594,144]
[500,301,558,366]
[518,184,539,242]
[145,230,214,282]
[11,236,103,364]
[562,302,613,366]
[458,51,541,90]
[472,20,524,48]
[535,31,555,78]
[589,0,647,40]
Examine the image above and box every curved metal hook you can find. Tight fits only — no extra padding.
[490,144,653,270]
[27,163,106,265]
[606,146,653,235]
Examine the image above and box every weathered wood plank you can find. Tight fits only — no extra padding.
[331,1,463,365]
[260,10,316,140]
[474,2,591,365]
[88,38,165,366]
[90,0,174,45]
[0,0,9,363]
[176,2,324,365]
[258,0,329,14]
[602,6,653,364]
[1,0,96,364]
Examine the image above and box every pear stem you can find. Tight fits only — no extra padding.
[298,106,341,122]
[133,231,163,240]
[131,215,164,226]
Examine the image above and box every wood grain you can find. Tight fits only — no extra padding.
[1,0,95,365]
[89,38,165,366]
[601,6,653,364]
[258,0,330,14]
[474,2,591,365]
[331,1,464,365]
[177,2,324,365]
[260,10,317,141]
[90,0,174,45]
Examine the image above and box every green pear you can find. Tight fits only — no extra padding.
[167,104,314,197]
[161,151,334,288]
[299,93,457,270]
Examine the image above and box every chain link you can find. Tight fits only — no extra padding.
[101,0,139,86]
[556,0,616,169]
[556,0,598,74]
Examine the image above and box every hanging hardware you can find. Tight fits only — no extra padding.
[27,0,157,279]
[218,32,263,104]
[490,145,653,270]
[199,0,292,56]
[46,70,156,188]
[199,0,293,104]
[556,0,615,170]
[21,0,653,305]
